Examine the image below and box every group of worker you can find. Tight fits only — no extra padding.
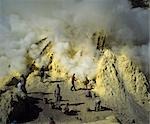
[52,73,101,113]
[51,74,76,114]
[16,65,101,124]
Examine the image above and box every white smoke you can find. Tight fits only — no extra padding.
[53,39,96,80]
[119,43,150,77]
[0,0,149,79]
[0,15,36,77]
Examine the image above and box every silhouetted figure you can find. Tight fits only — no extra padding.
[101,35,106,51]
[96,36,101,50]
[43,98,49,104]
[93,92,97,98]
[85,90,92,98]
[53,84,62,110]
[95,98,101,111]
[71,73,77,91]
[63,103,78,115]
[132,119,135,123]
[39,65,45,82]
[20,74,27,94]
[49,54,53,64]
[49,117,55,124]
[84,76,90,89]
[10,94,15,106]
[96,34,106,54]
[54,84,61,102]
[17,81,27,99]
[63,103,70,114]
[50,102,55,109]
[17,81,22,92]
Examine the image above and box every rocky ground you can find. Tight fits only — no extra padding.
[23,73,119,124]
[0,71,120,124]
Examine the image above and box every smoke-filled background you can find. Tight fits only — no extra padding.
[0,0,149,79]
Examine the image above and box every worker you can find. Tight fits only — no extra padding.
[85,90,92,98]
[17,76,28,97]
[39,65,45,82]
[54,84,61,102]
[20,74,27,94]
[43,97,49,104]
[10,94,14,106]
[49,54,53,64]
[84,76,90,89]
[63,103,70,114]
[17,80,23,92]
[95,98,101,111]
[71,73,77,91]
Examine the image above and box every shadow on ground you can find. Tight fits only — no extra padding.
[28,92,53,95]
[101,106,112,111]
[87,106,112,112]
[66,110,80,116]
[69,102,85,106]
[8,96,43,123]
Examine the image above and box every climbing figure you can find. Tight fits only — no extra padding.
[71,73,77,91]
[95,31,107,58]
[101,35,106,51]
[49,54,53,64]
[96,35,101,50]
[20,74,27,94]
[17,79,27,98]
[17,80,23,93]
[84,76,90,89]
[39,65,45,82]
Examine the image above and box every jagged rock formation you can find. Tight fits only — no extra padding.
[0,88,19,124]
[95,50,149,124]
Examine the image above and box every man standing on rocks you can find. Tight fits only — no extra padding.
[20,74,27,94]
[54,84,62,109]
[84,76,90,89]
[17,81,22,93]
[95,98,101,111]
[71,73,77,91]
[54,84,61,102]
[39,65,46,82]
[17,80,26,98]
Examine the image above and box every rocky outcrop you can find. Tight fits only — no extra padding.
[95,50,149,124]
[0,89,15,123]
